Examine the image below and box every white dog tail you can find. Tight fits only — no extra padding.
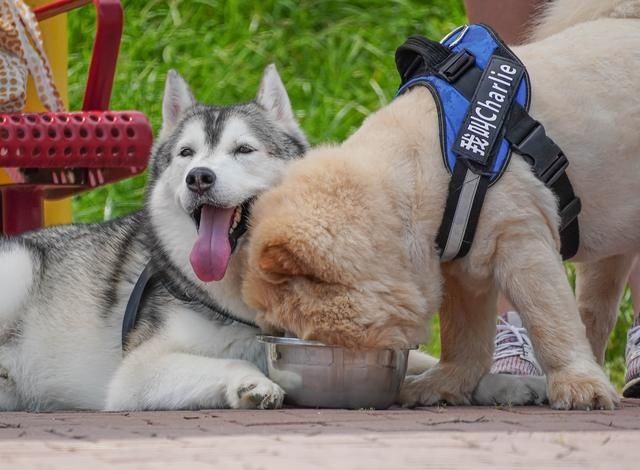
[530,0,640,42]
[0,244,37,328]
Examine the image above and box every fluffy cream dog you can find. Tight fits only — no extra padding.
[243,0,640,410]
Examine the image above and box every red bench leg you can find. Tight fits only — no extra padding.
[2,190,43,236]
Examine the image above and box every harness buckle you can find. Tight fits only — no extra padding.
[438,50,475,83]
[512,123,568,186]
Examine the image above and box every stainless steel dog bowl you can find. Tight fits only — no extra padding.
[257,335,411,409]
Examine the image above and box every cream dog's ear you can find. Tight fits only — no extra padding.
[258,242,309,279]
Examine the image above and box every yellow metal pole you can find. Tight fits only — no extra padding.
[0,169,10,185]
[26,0,72,226]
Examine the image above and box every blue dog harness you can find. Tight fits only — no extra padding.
[396,25,581,261]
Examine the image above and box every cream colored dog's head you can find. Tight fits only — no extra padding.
[242,141,441,350]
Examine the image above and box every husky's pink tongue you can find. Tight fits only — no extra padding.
[190,205,235,282]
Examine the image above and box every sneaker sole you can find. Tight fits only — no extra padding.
[622,377,640,398]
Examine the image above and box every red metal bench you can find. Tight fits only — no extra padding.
[0,0,152,235]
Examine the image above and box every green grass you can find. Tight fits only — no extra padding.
[68,0,465,220]
[68,0,633,388]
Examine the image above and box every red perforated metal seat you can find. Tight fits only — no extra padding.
[0,0,152,235]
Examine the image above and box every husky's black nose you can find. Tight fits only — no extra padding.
[186,167,216,194]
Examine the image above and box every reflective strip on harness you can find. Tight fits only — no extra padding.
[441,166,481,261]
[395,24,581,261]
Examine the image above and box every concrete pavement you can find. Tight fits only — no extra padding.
[1,400,639,469]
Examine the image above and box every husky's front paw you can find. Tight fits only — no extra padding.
[473,373,547,406]
[547,365,619,410]
[227,375,285,409]
[398,366,473,406]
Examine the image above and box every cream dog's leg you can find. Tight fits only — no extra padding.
[576,255,635,364]
[471,255,632,406]
[399,277,497,406]
[494,233,619,410]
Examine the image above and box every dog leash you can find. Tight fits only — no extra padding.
[122,261,259,350]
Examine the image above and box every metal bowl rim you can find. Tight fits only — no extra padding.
[256,334,418,351]
[256,334,330,347]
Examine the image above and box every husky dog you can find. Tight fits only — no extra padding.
[0,65,308,411]
[243,0,640,410]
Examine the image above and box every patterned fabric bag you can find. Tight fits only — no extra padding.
[0,0,64,112]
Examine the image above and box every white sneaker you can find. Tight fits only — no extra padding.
[623,320,640,398]
[491,311,543,376]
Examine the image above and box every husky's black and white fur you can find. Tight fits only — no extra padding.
[0,65,307,411]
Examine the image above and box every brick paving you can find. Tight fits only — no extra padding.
[1,400,639,469]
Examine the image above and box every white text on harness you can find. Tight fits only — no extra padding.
[453,57,524,165]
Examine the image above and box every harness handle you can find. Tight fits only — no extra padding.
[395,36,452,84]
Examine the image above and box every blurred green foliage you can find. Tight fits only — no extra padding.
[68,0,633,388]
[68,0,465,220]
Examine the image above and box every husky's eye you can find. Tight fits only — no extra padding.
[234,144,256,155]
[178,147,194,158]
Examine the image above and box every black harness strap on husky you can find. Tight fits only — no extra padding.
[121,262,259,350]
[395,25,581,261]
[122,262,154,349]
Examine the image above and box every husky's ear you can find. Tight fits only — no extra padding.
[161,70,195,137]
[256,64,306,143]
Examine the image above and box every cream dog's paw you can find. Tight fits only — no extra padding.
[398,366,473,406]
[227,375,285,409]
[547,365,619,410]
